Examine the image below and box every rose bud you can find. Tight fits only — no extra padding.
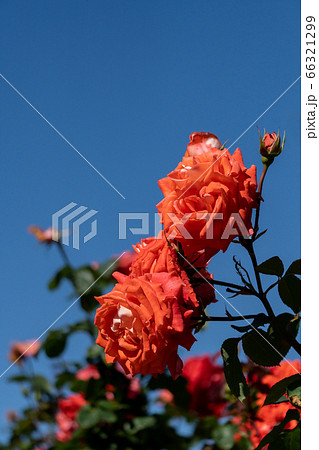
[258,129,285,166]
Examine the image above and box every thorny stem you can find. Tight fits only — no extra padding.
[245,241,275,320]
[57,241,72,268]
[252,164,268,239]
[264,279,280,296]
[191,314,258,322]
[242,239,301,356]
[205,279,254,294]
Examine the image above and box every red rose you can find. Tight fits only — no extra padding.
[157,132,257,257]
[56,393,86,442]
[240,360,301,447]
[128,233,216,308]
[95,273,198,378]
[182,353,226,417]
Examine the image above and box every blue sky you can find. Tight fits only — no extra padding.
[0,0,300,436]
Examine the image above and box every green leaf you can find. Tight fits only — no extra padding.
[264,374,301,405]
[286,259,301,276]
[72,268,95,295]
[194,416,218,439]
[283,426,301,450]
[274,395,290,404]
[55,371,75,389]
[242,329,285,367]
[221,338,249,402]
[77,405,101,429]
[256,256,284,277]
[80,294,98,312]
[243,314,299,367]
[213,423,237,450]
[278,275,301,313]
[8,375,30,383]
[43,330,67,358]
[87,343,104,359]
[268,426,301,449]
[31,375,52,393]
[95,401,117,423]
[255,409,300,450]
[131,417,156,434]
[287,379,301,401]
[48,266,73,290]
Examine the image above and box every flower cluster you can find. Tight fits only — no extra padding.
[55,364,142,442]
[56,393,86,442]
[157,132,257,257]
[94,132,257,378]
[237,360,301,447]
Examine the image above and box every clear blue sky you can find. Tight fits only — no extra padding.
[0,0,300,436]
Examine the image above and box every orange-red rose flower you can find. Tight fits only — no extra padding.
[182,353,226,417]
[240,360,301,447]
[157,132,257,257]
[127,233,216,308]
[8,339,41,365]
[95,273,198,378]
[56,393,86,442]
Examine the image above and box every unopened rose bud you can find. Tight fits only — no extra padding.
[258,129,285,166]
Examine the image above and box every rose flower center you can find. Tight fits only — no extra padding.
[111,305,135,335]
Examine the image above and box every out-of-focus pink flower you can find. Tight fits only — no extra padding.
[90,261,100,270]
[105,383,116,401]
[157,389,174,405]
[8,340,41,365]
[56,393,86,442]
[182,353,226,417]
[127,377,141,400]
[76,364,100,381]
[113,251,136,276]
[28,225,59,244]
[6,410,18,422]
